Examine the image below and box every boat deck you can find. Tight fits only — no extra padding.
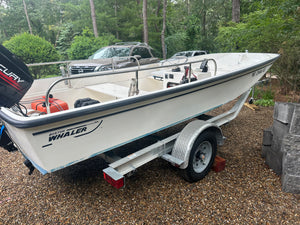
[18,52,278,113]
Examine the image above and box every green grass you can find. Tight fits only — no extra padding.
[254,99,275,106]
[251,85,275,107]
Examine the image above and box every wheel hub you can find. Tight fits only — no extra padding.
[193,141,212,173]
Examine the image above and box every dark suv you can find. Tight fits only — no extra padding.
[69,42,159,74]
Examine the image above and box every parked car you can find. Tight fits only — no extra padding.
[160,50,208,64]
[171,50,207,58]
[69,42,160,74]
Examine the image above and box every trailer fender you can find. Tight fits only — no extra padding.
[171,120,224,169]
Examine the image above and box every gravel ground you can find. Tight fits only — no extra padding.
[0,103,299,224]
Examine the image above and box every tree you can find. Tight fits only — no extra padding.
[22,0,33,34]
[161,0,167,59]
[113,0,119,39]
[201,0,207,38]
[89,0,98,37]
[164,0,232,54]
[0,0,65,44]
[56,23,75,60]
[143,0,148,44]
[68,28,119,60]
[1,0,297,76]
[187,0,190,15]
[0,0,30,41]
[232,0,240,23]
[216,0,300,92]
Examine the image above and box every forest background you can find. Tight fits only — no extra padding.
[0,0,299,92]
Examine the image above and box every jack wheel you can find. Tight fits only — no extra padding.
[249,98,254,104]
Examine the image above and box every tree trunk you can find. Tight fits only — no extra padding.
[143,0,148,44]
[22,0,33,35]
[232,0,240,23]
[114,0,119,39]
[201,0,206,38]
[154,0,162,32]
[89,0,98,37]
[161,0,167,59]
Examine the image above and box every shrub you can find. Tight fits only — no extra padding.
[3,33,60,79]
[252,85,275,107]
[68,28,119,60]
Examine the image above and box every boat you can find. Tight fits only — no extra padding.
[0,45,279,175]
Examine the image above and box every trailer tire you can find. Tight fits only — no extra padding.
[181,131,217,182]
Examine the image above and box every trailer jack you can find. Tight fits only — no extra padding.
[24,159,35,175]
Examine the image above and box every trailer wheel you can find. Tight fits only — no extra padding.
[181,131,217,182]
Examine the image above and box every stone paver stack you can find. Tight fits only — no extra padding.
[262,102,300,194]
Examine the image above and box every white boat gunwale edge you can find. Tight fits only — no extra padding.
[0,53,279,129]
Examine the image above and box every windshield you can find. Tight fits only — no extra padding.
[173,51,193,57]
[89,47,131,59]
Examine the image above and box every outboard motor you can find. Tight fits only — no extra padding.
[0,44,33,108]
[0,45,33,153]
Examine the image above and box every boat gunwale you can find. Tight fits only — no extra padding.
[0,54,279,129]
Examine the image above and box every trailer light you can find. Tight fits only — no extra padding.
[103,172,124,189]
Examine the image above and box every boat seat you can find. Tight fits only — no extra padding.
[200,59,208,72]
[192,70,212,80]
[85,83,148,99]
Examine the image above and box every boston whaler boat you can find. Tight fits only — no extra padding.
[0,45,279,187]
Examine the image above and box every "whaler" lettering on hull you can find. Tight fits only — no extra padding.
[48,127,87,142]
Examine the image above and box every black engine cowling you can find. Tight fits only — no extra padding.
[0,45,33,108]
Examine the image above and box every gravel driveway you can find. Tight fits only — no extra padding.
[0,104,299,224]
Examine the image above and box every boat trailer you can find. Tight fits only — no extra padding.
[102,89,251,188]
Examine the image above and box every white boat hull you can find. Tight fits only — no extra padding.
[0,53,279,174]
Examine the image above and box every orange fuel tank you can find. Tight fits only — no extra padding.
[31,95,68,114]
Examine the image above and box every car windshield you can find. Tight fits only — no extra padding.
[90,47,131,59]
[173,51,193,57]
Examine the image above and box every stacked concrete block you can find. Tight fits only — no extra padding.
[262,102,300,194]
[289,105,300,135]
[281,135,300,194]
[262,127,272,158]
[264,102,296,175]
